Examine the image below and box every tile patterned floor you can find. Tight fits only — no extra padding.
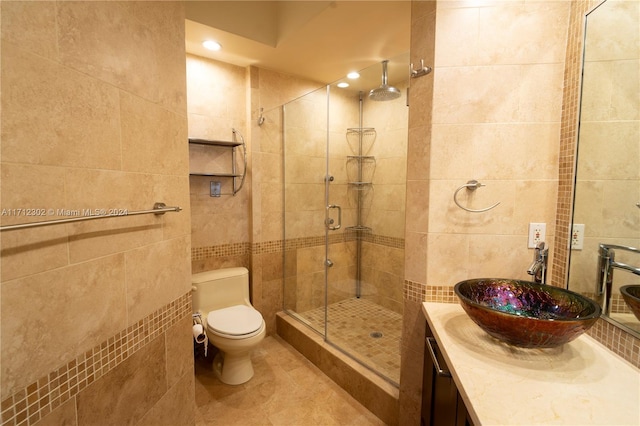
[194,336,385,426]
[301,298,402,384]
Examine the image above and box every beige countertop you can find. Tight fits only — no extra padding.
[423,302,640,425]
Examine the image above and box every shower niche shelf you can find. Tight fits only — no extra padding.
[346,127,376,155]
[347,155,375,185]
[346,225,372,232]
[345,127,376,232]
[188,129,246,196]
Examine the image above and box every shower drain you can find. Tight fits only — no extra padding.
[369,331,383,339]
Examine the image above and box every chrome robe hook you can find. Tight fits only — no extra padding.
[453,180,500,213]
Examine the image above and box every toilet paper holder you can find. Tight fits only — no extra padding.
[192,312,202,325]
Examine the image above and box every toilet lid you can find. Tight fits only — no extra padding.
[207,305,263,336]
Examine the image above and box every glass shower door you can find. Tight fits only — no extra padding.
[282,86,330,334]
[282,54,408,385]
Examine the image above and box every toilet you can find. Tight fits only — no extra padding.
[192,267,265,385]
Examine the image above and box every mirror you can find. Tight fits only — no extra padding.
[569,0,640,335]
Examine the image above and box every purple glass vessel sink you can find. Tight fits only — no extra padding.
[454,278,601,348]
[620,285,640,321]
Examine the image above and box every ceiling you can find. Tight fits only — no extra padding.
[184,1,412,87]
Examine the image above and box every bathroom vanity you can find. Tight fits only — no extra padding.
[422,302,640,425]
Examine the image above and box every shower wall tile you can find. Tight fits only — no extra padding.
[297,246,326,275]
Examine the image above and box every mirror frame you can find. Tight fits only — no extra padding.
[552,0,640,347]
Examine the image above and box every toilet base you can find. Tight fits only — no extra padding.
[213,351,255,385]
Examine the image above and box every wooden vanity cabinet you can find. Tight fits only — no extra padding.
[421,322,473,426]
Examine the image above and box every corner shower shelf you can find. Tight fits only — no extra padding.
[188,129,246,196]
[346,225,372,232]
[348,182,373,188]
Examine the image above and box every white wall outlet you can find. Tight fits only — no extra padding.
[571,224,585,250]
[528,222,546,248]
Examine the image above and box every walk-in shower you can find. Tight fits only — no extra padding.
[282,55,408,384]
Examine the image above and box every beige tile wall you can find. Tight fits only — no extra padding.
[186,54,250,254]
[400,2,437,424]
[1,2,193,426]
[426,0,568,286]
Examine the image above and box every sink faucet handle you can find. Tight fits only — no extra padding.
[528,241,549,284]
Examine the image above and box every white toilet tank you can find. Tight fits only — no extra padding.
[192,267,251,314]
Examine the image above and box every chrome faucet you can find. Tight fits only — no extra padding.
[597,244,640,315]
[527,241,548,284]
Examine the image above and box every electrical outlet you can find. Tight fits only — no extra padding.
[528,222,546,248]
[571,224,585,250]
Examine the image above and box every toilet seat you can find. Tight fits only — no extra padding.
[207,305,264,339]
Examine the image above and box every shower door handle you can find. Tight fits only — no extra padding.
[326,204,342,230]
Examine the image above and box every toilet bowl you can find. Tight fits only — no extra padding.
[192,267,265,385]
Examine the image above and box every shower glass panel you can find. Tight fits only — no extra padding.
[282,86,330,334]
[283,53,408,385]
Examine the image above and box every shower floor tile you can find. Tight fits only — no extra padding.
[301,298,402,384]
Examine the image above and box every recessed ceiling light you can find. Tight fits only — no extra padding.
[337,82,349,88]
[347,72,360,79]
[202,40,222,51]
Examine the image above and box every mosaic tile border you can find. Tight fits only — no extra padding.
[403,280,426,303]
[193,233,405,261]
[191,242,250,261]
[0,293,192,426]
[551,0,600,288]
[424,285,457,304]
[404,281,459,304]
[587,318,640,368]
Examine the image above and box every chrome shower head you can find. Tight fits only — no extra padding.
[369,60,401,102]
